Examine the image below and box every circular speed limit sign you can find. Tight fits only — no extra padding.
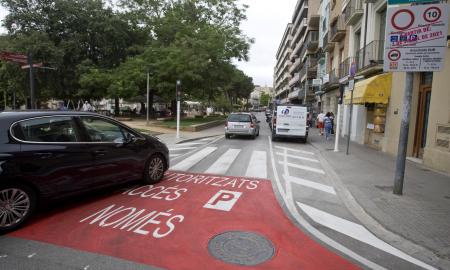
[423,6,441,23]
[391,9,415,30]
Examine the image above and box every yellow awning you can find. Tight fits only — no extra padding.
[344,73,392,105]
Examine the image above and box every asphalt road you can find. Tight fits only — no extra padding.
[0,112,438,270]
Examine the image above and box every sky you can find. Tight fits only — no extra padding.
[0,0,298,86]
[235,0,298,87]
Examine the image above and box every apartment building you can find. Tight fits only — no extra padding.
[273,24,293,104]
[274,0,319,107]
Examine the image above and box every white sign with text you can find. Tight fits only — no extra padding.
[384,4,449,72]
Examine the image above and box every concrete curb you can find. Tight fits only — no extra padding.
[311,142,449,270]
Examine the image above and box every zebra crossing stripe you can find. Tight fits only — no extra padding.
[170,147,217,171]
[274,146,314,155]
[169,147,197,151]
[276,152,319,163]
[205,149,241,175]
[245,151,267,178]
[284,174,336,195]
[279,161,325,175]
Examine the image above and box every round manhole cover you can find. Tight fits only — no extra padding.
[208,231,275,266]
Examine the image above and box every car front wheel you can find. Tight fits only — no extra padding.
[0,184,36,233]
[144,154,166,184]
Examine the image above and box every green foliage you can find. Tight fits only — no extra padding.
[260,93,270,107]
[0,0,254,109]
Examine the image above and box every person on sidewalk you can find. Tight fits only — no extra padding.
[317,112,325,135]
[324,112,333,140]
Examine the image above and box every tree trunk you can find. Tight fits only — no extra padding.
[114,97,120,116]
[140,102,146,115]
[149,90,155,118]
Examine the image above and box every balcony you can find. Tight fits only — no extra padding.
[299,58,318,81]
[289,73,300,87]
[356,40,384,71]
[306,31,319,51]
[323,68,340,89]
[343,0,364,26]
[329,16,346,42]
[322,32,335,52]
[288,89,300,100]
[308,14,320,29]
[339,56,359,79]
[289,58,302,73]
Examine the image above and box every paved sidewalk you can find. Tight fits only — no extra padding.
[308,129,450,268]
[121,119,224,145]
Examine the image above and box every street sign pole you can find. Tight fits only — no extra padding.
[346,88,354,155]
[334,83,345,152]
[146,70,150,126]
[176,80,181,139]
[394,72,414,195]
[28,52,36,109]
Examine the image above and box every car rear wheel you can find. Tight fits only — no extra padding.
[144,154,166,184]
[225,134,231,139]
[0,184,36,233]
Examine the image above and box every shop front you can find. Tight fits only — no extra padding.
[344,73,392,150]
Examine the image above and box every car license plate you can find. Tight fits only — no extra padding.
[278,128,289,132]
[234,125,244,128]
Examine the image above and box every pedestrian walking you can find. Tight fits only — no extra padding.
[317,112,325,135]
[330,112,335,134]
[82,101,92,112]
[324,112,333,140]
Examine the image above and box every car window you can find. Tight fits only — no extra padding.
[12,116,79,143]
[80,117,125,143]
[228,114,251,122]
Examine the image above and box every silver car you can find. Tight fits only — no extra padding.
[225,113,260,139]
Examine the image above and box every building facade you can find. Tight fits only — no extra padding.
[277,0,450,174]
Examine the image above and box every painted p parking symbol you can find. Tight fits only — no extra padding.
[204,190,242,211]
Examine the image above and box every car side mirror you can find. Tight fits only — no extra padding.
[123,133,136,144]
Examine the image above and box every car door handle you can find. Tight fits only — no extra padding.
[34,152,53,159]
[92,149,107,156]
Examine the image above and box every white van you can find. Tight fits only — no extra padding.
[271,105,308,143]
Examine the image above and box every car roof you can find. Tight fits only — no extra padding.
[0,110,105,126]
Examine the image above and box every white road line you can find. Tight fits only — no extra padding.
[169,147,197,151]
[205,149,241,175]
[245,151,267,178]
[27,253,36,258]
[276,152,319,163]
[284,174,336,195]
[297,202,438,270]
[275,146,314,155]
[268,136,387,270]
[170,147,217,171]
[174,142,205,146]
[278,161,325,175]
[200,137,216,141]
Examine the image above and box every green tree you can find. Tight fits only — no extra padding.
[260,93,270,107]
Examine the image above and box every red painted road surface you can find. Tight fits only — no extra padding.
[11,171,360,270]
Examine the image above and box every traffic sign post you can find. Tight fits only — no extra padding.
[384,3,449,195]
[176,80,181,139]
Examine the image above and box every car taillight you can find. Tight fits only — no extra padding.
[272,117,276,126]
[225,121,228,127]
[250,123,255,128]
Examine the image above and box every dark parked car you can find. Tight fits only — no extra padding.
[0,111,169,232]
